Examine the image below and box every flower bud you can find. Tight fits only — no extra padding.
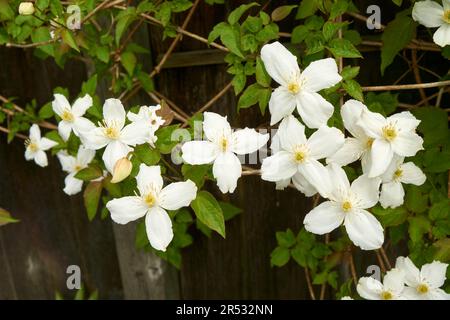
[111,157,132,183]
[18,2,35,15]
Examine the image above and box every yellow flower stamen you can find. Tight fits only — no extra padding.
[416,283,429,294]
[219,136,228,152]
[393,168,403,180]
[288,82,300,94]
[61,110,74,122]
[380,291,393,300]
[366,138,374,149]
[342,201,352,212]
[144,193,156,207]
[382,125,397,141]
[28,142,38,152]
[292,145,308,163]
[443,10,450,24]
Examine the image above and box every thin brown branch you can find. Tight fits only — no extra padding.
[375,250,387,274]
[0,126,27,140]
[304,268,316,300]
[379,248,392,270]
[349,250,358,286]
[411,50,427,101]
[362,80,450,92]
[5,39,57,49]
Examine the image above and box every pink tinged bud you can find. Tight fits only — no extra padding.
[18,2,35,15]
[110,157,132,183]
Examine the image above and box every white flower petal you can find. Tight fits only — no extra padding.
[29,124,41,141]
[350,175,381,209]
[159,180,198,210]
[388,111,421,132]
[268,86,297,125]
[58,120,72,141]
[392,131,423,157]
[261,151,297,182]
[368,139,393,178]
[412,0,445,28]
[301,58,342,92]
[292,172,317,197]
[57,152,76,173]
[361,150,372,175]
[103,98,126,129]
[63,173,83,195]
[77,146,95,167]
[303,201,345,234]
[202,112,232,143]
[260,41,300,87]
[52,94,71,116]
[358,110,386,139]
[39,137,58,150]
[344,209,384,250]
[326,138,365,167]
[136,164,163,195]
[296,91,334,129]
[230,128,269,155]
[341,100,369,138]
[399,162,426,185]
[327,163,350,200]
[380,181,405,209]
[383,268,405,296]
[212,152,242,193]
[433,23,450,47]
[34,150,48,167]
[84,127,110,150]
[120,122,150,146]
[277,115,307,151]
[107,196,148,224]
[102,140,132,173]
[145,206,174,252]
[307,126,344,159]
[428,288,450,300]
[357,277,383,300]
[182,140,219,164]
[298,158,331,198]
[25,147,34,161]
[395,256,421,288]
[421,261,448,289]
[275,178,291,190]
[73,117,96,138]
[72,94,92,117]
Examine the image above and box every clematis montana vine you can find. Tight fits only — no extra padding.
[261,115,344,198]
[84,98,148,173]
[357,268,406,300]
[57,146,95,195]
[412,0,450,47]
[379,156,426,208]
[25,124,58,167]
[52,93,95,141]
[358,109,423,178]
[106,164,197,251]
[303,163,383,250]
[396,256,450,300]
[181,112,269,193]
[260,41,342,128]
[127,104,165,147]
[326,100,373,173]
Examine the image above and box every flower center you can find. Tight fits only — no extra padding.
[74,165,82,172]
[144,193,156,207]
[342,201,352,212]
[366,138,374,149]
[416,283,429,294]
[61,110,74,122]
[288,82,300,94]
[380,291,393,300]
[393,168,403,180]
[292,145,308,163]
[443,10,450,24]
[28,142,38,152]
[219,136,228,152]
[382,125,397,141]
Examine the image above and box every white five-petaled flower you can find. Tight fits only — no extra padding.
[379,156,426,208]
[357,109,423,178]
[261,115,345,198]
[181,112,269,194]
[52,93,95,141]
[357,268,406,300]
[396,256,450,300]
[303,163,383,250]
[57,146,95,195]
[106,164,197,251]
[327,100,374,173]
[84,98,148,173]
[127,105,165,147]
[412,0,450,47]
[25,124,58,167]
[260,41,342,128]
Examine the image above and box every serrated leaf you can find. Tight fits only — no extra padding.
[83,181,102,221]
[227,2,259,25]
[327,38,361,58]
[191,191,225,238]
[120,51,137,76]
[270,246,290,266]
[343,79,363,101]
[61,30,79,52]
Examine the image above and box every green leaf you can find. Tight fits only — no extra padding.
[39,102,54,119]
[170,0,193,12]
[365,92,398,115]
[75,164,103,181]
[83,181,102,221]
[219,202,242,221]
[429,199,450,221]
[95,46,110,63]
[327,38,361,58]
[31,27,54,56]
[405,186,428,214]
[291,25,309,44]
[181,164,210,188]
[155,124,180,154]
[341,66,360,80]
[134,144,160,165]
[343,79,363,101]
[115,9,136,46]
[191,191,225,238]
[238,83,270,111]
[329,0,348,20]
[74,285,85,300]
[276,229,296,248]
[412,107,449,147]
[0,208,19,226]
[137,72,154,92]
[372,206,408,227]
[381,11,416,74]
[36,0,50,11]
[0,0,14,21]
[271,5,297,22]
[392,0,403,7]
[227,2,259,25]
[408,216,431,243]
[270,247,290,267]
[256,57,271,87]
[242,16,262,33]
[61,30,80,52]
[81,74,98,96]
[291,244,307,267]
[120,51,137,76]
[232,73,246,95]
[296,0,318,19]
[433,238,450,262]
[255,23,279,43]
[322,21,347,41]
[135,220,149,249]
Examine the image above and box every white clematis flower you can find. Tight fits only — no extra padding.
[261,115,344,197]
[357,109,423,178]
[327,100,373,173]
[395,256,450,300]
[127,105,165,147]
[25,124,58,167]
[260,41,342,128]
[412,0,450,47]
[357,268,406,300]
[52,93,95,141]
[57,146,95,195]
[84,98,148,173]
[303,163,383,250]
[379,156,426,208]
[181,112,269,193]
[106,164,197,251]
